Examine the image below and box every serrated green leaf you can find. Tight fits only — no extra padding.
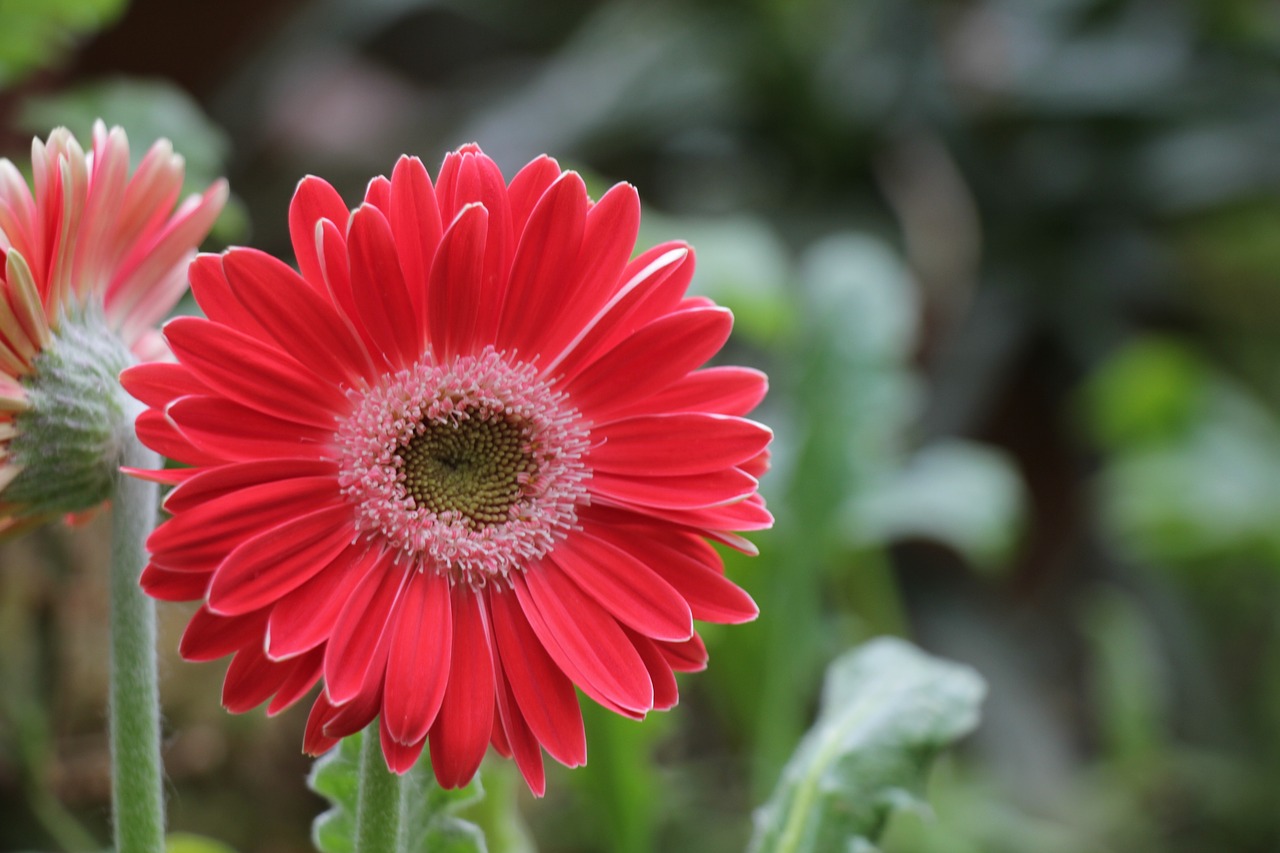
[308,731,487,853]
[749,638,987,853]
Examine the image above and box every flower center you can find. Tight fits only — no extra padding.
[397,414,535,526]
[335,347,590,585]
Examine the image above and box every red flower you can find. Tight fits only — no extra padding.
[125,145,771,794]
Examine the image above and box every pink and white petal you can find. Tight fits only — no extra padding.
[383,569,452,745]
[266,544,376,660]
[207,503,357,617]
[496,172,588,356]
[512,564,654,713]
[590,413,772,476]
[325,555,409,706]
[164,316,346,427]
[347,204,420,367]
[223,248,373,386]
[290,176,350,291]
[429,587,494,789]
[563,306,733,419]
[487,585,587,768]
[550,531,693,642]
[179,605,269,662]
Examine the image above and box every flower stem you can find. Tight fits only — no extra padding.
[355,728,405,853]
[108,424,165,853]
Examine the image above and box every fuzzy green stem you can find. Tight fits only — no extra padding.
[355,726,405,853]
[108,421,165,853]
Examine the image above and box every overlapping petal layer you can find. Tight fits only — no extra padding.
[129,145,770,794]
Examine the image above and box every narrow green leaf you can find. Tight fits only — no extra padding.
[308,730,488,853]
[749,638,987,853]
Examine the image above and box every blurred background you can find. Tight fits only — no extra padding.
[3,0,1280,850]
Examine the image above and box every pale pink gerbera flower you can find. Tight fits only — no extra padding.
[0,122,227,534]
[124,145,771,794]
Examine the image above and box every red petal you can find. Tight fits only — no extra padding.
[427,203,488,359]
[591,413,772,476]
[347,204,419,368]
[223,247,372,386]
[658,632,708,672]
[551,531,692,641]
[267,646,324,716]
[222,644,287,713]
[121,361,207,409]
[325,554,407,706]
[563,306,732,419]
[590,467,758,511]
[429,587,494,789]
[434,149,511,345]
[488,585,587,768]
[535,182,641,361]
[166,395,335,461]
[496,172,587,356]
[506,155,561,232]
[388,156,443,321]
[383,570,452,745]
[611,366,768,419]
[363,175,391,212]
[148,476,340,571]
[139,564,210,601]
[164,316,346,428]
[164,458,337,514]
[380,715,426,774]
[592,523,758,624]
[189,253,274,341]
[179,605,268,661]
[490,653,546,796]
[290,176,350,291]
[207,503,357,616]
[513,563,654,713]
[626,629,679,711]
[136,409,223,467]
[266,544,375,660]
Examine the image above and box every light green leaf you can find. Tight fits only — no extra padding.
[166,832,239,853]
[848,440,1026,573]
[308,731,487,853]
[749,638,987,853]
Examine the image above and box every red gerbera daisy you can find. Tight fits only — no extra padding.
[124,145,771,794]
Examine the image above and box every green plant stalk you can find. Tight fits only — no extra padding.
[355,725,405,853]
[108,419,165,853]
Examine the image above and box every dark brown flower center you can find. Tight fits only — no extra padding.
[397,413,537,526]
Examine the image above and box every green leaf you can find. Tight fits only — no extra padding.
[308,731,487,853]
[166,832,240,853]
[0,0,127,88]
[848,440,1026,573]
[749,638,987,853]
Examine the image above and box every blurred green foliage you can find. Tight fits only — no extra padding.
[3,0,1280,851]
[0,0,125,87]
